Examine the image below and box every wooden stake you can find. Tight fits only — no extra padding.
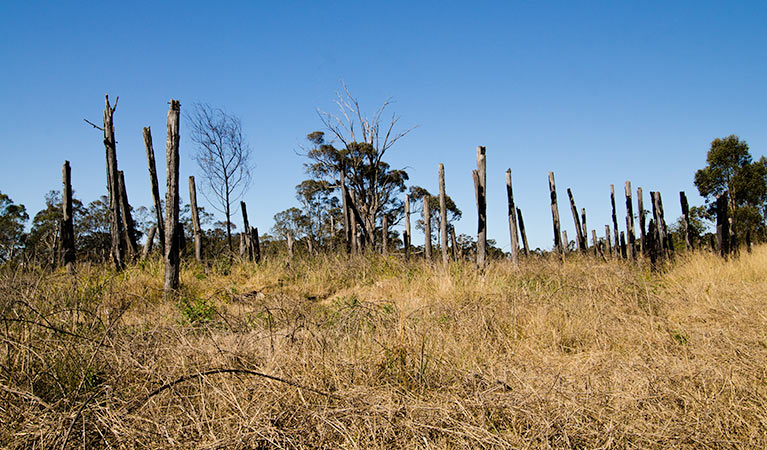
[475,146,487,268]
[592,229,599,257]
[624,181,636,259]
[189,176,203,262]
[424,194,432,261]
[143,127,165,255]
[439,163,449,265]
[505,169,520,265]
[567,188,584,252]
[164,99,181,293]
[548,172,562,255]
[61,161,75,273]
[517,208,529,256]
[610,184,620,259]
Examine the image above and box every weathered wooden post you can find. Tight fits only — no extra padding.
[517,208,529,256]
[548,172,563,255]
[251,227,261,263]
[450,225,458,260]
[562,231,569,255]
[592,230,599,257]
[382,214,388,255]
[424,194,432,260]
[680,191,692,251]
[143,127,165,255]
[102,95,124,271]
[117,170,138,259]
[189,176,203,262]
[620,232,627,259]
[142,225,156,259]
[475,146,487,268]
[604,225,612,257]
[404,194,411,261]
[716,192,730,258]
[505,169,520,265]
[164,99,181,293]
[239,234,247,259]
[581,208,588,252]
[637,187,646,256]
[439,164,449,265]
[610,185,620,259]
[61,161,75,273]
[566,189,585,252]
[655,192,671,257]
[624,182,636,259]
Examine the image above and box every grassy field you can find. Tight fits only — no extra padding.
[1,247,766,448]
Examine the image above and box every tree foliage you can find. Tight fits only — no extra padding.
[0,191,28,262]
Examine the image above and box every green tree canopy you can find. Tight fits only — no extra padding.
[0,191,28,262]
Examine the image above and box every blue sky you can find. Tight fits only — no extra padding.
[1,1,766,250]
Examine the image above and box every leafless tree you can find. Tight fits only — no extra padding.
[186,103,252,252]
[313,84,415,247]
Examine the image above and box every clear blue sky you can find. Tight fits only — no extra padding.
[2,1,766,251]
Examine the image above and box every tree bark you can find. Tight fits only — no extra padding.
[143,127,165,255]
[142,225,156,259]
[252,227,261,263]
[61,161,75,273]
[382,214,388,255]
[517,208,529,256]
[404,194,411,261]
[637,187,646,256]
[341,170,351,254]
[450,225,458,260]
[189,176,203,262]
[505,169,520,265]
[624,181,636,260]
[475,146,487,268]
[164,100,181,293]
[562,231,569,255]
[103,95,124,271]
[424,194,432,261]
[581,208,588,252]
[439,163,449,265]
[117,170,138,259]
[548,172,562,255]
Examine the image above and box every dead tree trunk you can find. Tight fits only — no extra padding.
[605,225,612,257]
[610,184,620,260]
[382,214,388,255]
[341,170,351,254]
[620,231,627,259]
[475,146,487,268]
[637,187,646,256]
[240,201,253,261]
[548,172,563,255]
[102,95,124,271]
[680,191,692,251]
[562,231,570,255]
[424,194,432,261]
[450,225,458,260]
[239,234,247,259]
[624,182,636,260]
[505,169,520,265]
[252,227,261,263]
[567,188,585,252]
[439,163,449,265]
[189,176,203,262]
[164,99,181,293]
[61,161,75,273]
[117,170,138,259]
[143,127,165,255]
[581,208,588,252]
[404,194,411,261]
[517,208,529,256]
[592,229,599,257]
[142,225,156,259]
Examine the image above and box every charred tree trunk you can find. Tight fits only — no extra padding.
[404,194,411,261]
[189,176,203,262]
[61,161,75,273]
[637,187,646,256]
[567,188,584,252]
[581,208,588,252]
[680,191,692,251]
[605,225,612,257]
[102,95,124,271]
[117,170,138,259]
[252,227,261,263]
[143,127,165,255]
[610,184,620,260]
[517,208,529,256]
[424,194,432,261]
[548,172,562,256]
[439,164,449,265]
[240,201,253,261]
[475,146,487,268]
[505,169,520,265]
[624,181,636,260]
[164,99,181,293]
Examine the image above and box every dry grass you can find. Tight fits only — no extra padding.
[1,247,766,448]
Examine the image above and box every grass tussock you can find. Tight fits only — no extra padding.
[1,247,766,448]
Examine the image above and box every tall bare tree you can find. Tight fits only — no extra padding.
[186,103,252,252]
